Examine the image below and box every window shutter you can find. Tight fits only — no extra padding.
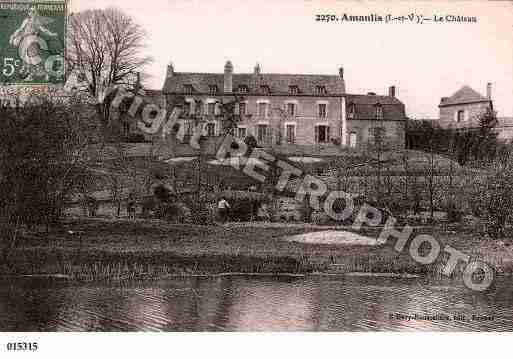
[453,111,458,122]
[327,127,331,142]
[215,102,221,116]
[314,125,319,143]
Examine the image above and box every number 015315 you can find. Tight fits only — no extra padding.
[6,342,38,351]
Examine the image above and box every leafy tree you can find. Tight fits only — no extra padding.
[469,149,513,238]
[406,110,500,166]
[0,94,97,254]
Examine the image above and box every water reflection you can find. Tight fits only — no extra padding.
[0,275,512,331]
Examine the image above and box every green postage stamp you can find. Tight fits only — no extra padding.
[0,1,67,85]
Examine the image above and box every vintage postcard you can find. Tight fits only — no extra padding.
[0,0,66,85]
[1,0,513,355]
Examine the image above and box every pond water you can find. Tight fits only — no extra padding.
[0,275,512,331]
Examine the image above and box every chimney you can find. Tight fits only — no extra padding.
[254,63,261,75]
[388,85,396,98]
[338,66,346,93]
[224,60,233,93]
[487,82,492,100]
[166,62,174,78]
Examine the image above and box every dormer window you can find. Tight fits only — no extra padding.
[348,103,356,119]
[316,86,327,95]
[260,85,271,95]
[183,84,194,95]
[209,85,218,95]
[238,85,249,94]
[375,104,383,120]
[289,85,299,95]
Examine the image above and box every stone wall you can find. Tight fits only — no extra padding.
[438,102,491,129]
[346,119,405,149]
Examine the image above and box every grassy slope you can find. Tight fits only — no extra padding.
[3,219,512,281]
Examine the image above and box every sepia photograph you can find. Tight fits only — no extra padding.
[1,0,513,353]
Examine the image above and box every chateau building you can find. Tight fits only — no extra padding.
[438,84,494,129]
[161,61,407,149]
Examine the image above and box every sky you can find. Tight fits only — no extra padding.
[73,0,513,119]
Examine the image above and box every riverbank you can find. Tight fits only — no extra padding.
[2,218,512,280]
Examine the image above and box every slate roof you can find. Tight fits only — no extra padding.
[439,85,491,107]
[496,117,513,128]
[140,88,164,105]
[162,72,406,121]
[163,72,345,95]
[346,94,405,120]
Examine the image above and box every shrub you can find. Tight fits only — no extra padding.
[469,154,513,238]
[189,200,213,224]
[126,133,147,143]
[244,135,258,152]
[229,199,263,222]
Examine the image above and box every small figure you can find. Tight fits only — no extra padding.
[257,202,270,222]
[217,197,231,223]
[127,197,136,220]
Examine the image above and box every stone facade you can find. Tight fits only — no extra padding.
[438,84,493,129]
[160,61,407,150]
[347,119,405,149]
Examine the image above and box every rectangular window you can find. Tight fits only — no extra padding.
[376,106,383,120]
[258,102,267,117]
[209,85,218,95]
[206,122,216,136]
[286,124,296,144]
[370,127,386,146]
[183,84,193,95]
[349,132,357,148]
[183,101,191,115]
[457,110,465,122]
[239,102,246,116]
[260,85,270,95]
[123,121,130,136]
[289,86,299,95]
[287,103,296,116]
[237,127,247,138]
[318,103,327,118]
[257,124,268,142]
[316,86,327,95]
[348,104,356,119]
[194,100,202,116]
[207,102,215,116]
[315,125,330,143]
[184,120,193,136]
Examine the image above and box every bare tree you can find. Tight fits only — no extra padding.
[67,8,152,130]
